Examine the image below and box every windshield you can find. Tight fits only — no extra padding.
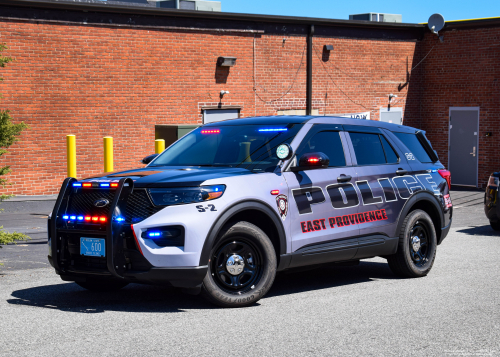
[150,124,304,172]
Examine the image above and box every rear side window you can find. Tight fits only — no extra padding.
[296,131,346,167]
[349,132,399,165]
[393,132,432,163]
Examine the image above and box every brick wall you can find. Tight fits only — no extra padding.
[0,17,419,195]
[1,12,496,195]
[404,29,500,188]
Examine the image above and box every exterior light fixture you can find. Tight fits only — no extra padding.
[217,56,237,67]
[324,45,334,51]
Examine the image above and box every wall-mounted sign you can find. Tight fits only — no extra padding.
[332,112,370,120]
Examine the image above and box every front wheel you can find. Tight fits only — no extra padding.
[201,221,277,308]
[490,220,500,231]
[388,209,437,278]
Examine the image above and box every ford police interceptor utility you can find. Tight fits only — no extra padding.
[48,116,453,307]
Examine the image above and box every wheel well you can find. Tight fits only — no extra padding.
[408,200,442,241]
[228,209,281,262]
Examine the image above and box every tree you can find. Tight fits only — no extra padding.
[0,43,29,259]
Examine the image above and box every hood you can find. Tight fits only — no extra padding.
[82,166,254,188]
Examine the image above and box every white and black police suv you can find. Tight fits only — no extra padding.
[48,116,453,307]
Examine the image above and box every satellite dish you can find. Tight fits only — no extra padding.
[428,13,445,34]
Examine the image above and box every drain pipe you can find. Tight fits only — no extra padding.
[306,24,314,116]
[175,0,180,9]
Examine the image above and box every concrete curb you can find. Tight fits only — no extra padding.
[3,195,58,202]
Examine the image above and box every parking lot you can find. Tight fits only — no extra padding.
[0,189,498,356]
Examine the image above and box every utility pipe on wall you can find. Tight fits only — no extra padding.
[66,135,76,178]
[306,24,314,116]
[103,137,114,172]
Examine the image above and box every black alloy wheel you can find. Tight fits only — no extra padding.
[408,220,430,267]
[212,239,263,294]
[388,209,437,278]
[201,221,277,308]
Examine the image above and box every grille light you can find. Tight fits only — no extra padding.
[77,216,84,221]
[115,217,125,222]
[63,215,69,219]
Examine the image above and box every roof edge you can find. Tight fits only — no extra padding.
[0,0,426,30]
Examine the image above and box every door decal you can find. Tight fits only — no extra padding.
[276,194,289,220]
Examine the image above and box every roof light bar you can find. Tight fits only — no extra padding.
[258,128,288,132]
[82,183,92,188]
[72,183,82,187]
[100,183,110,187]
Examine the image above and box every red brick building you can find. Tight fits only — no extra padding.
[0,0,498,195]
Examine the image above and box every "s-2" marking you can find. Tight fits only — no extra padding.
[196,204,216,212]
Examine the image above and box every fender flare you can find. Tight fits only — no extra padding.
[395,191,444,237]
[198,199,287,266]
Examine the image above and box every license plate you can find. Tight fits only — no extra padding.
[80,237,106,257]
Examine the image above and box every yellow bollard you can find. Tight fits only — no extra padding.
[66,135,77,178]
[155,139,165,154]
[103,137,114,172]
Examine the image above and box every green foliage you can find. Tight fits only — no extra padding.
[0,43,30,256]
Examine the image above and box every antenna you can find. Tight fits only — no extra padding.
[428,13,445,42]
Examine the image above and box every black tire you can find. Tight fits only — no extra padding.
[490,220,500,231]
[201,221,277,308]
[76,279,129,292]
[387,209,437,278]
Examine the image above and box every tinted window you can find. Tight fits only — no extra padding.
[380,135,399,163]
[393,132,432,163]
[296,131,346,167]
[350,132,386,165]
[151,124,304,172]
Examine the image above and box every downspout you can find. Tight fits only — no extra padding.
[306,24,314,115]
[175,0,180,9]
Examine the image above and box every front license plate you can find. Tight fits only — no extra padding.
[80,237,106,257]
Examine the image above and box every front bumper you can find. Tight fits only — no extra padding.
[50,255,207,288]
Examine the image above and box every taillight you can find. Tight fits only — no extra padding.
[438,169,451,189]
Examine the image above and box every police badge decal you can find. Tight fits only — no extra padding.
[276,194,288,220]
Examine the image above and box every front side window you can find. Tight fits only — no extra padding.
[350,132,399,165]
[150,124,304,172]
[295,131,346,167]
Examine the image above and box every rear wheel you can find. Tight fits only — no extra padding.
[490,220,500,231]
[76,279,129,292]
[201,221,277,308]
[388,209,437,278]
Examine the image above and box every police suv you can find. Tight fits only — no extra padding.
[48,116,453,307]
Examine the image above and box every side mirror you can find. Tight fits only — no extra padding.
[141,154,159,165]
[290,152,330,172]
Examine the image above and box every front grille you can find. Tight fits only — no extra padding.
[66,189,116,217]
[63,188,162,225]
[125,190,164,223]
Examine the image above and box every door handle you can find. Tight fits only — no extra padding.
[337,174,352,182]
[470,147,476,157]
[396,168,407,176]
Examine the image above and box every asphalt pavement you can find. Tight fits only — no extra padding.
[0,189,498,356]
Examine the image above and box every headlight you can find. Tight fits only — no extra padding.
[148,185,226,206]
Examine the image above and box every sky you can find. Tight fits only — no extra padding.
[221,0,499,24]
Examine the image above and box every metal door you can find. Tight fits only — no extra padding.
[449,108,479,186]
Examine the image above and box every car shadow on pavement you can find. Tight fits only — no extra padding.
[456,225,500,236]
[7,261,397,313]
